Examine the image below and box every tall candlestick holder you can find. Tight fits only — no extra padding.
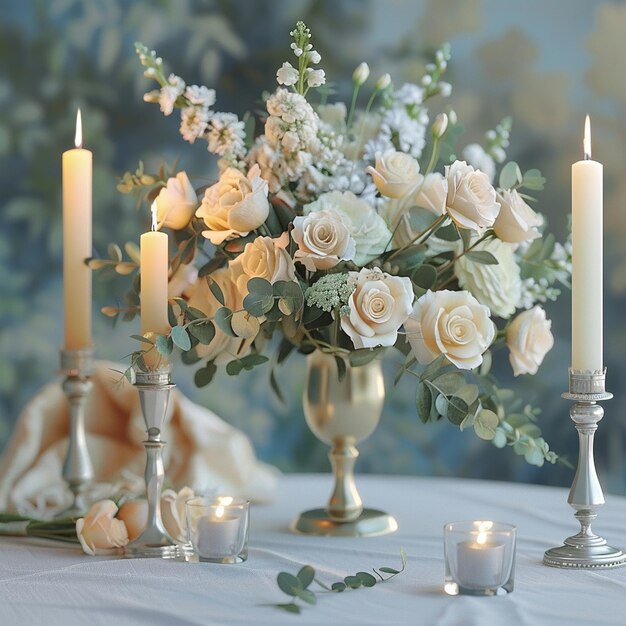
[59,347,95,516]
[544,368,626,569]
[125,361,180,559]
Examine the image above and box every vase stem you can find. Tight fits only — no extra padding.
[327,440,362,522]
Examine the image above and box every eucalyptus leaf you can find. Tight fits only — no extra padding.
[130,334,154,345]
[170,326,191,351]
[474,409,499,440]
[331,582,346,592]
[344,575,362,589]
[155,334,173,356]
[214,307,237,337]
[412,264,437,289]
[231,311,261,339]
[194,362,217,387]
[270,368,285,403]
[349,347,383,367]
[275,603,301,614]
[188,321,215,345]
[499,161,522,190]
[431,371,465,395]
[108,242,122,263]
[335,356,347,382]
[295,589,316,605]
[464,250,498,265]
[208,279,225,306]
[416,382,432,424]
[115,262,136,275]
[243,290,274,317]
[356,572,377,587]
[378,567,399,575]
[277,572,302,597]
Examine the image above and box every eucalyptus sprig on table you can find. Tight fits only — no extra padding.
[272,547,407,615]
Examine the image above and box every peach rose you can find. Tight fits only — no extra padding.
[155,171,198,230]
[292,209,356,271]
[341,267,414,349]
[76,500,128,556]
[196,165,269,244]
[230,233,296,294]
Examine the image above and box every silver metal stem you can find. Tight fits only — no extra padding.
[59,348,94,516]
[125,365,179,559]
[544,368,626,568]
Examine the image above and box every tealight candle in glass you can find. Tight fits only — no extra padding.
[444,521,516,596]
[185,496,250,564]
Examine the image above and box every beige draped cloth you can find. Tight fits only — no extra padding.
[0,361,279,517]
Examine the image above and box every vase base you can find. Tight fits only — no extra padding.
[544,541,626,569]
[291,508,398,537]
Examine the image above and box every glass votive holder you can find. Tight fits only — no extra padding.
[185,496,250,564]
[443,521,516,596]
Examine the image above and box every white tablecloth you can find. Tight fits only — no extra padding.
[2,474,626,625]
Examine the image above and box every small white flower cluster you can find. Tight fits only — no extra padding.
[421,44,452,98]
[266,89,320,154]
[485,117,511,164]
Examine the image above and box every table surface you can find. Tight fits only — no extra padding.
[2,473,626,625]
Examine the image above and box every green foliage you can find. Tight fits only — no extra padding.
[272,548,407,615]
[464,250,498,265]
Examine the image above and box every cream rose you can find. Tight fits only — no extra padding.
[454,237,522,319]
[196,164,270,245]
[186,266,255,364]
[494,189,543,243]
[445,160,500,230]
[161,486,195,542]
[506,306,554,376]
[341,267,414,349]
[304,191,391,265]
[405,289,496,370]
[415,172,447,216]
[155,171,198,230]
[366,149,421,199]
[292,209,356,271]
[76,500,129,556]
[230,233,296,294]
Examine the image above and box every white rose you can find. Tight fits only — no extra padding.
[405,289,496,370]
[161,486,195,542]
[292,209,356,271]
[196,165,270,245]
[231,233,296,294]
[155,171,198,230]
[445,160,500,230]
[304,191,392,265]
[184,267,254,364]
[494,189,543,243]
[76,500,129,556]
[461,143,496,182]
[506,306,554,376]
[454,237,522,319]
[366,149,421,199]
[341,267,413,349]
[276,62,299,86]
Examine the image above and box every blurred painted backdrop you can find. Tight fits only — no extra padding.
[2,0,626,492]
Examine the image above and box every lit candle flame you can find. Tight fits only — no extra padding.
[75,108,83,148]
[584,115,591,160]
[218,496,234,506]
[215,505,225,519]
[475,520,493,545]
[150,201,158,231]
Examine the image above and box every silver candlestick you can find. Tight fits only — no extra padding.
[544,369,626,568]
[59,347,95,516]
[125,362,180,559]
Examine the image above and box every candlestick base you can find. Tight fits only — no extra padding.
[543,368,626,569]
[124,362,183,560]
[292,508,398,537]
[58,347,95,517]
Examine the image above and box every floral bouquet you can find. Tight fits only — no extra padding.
[95,21,571,467]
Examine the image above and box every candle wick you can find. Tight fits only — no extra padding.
[150,201,158,232]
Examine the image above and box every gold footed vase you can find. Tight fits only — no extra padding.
[292,350,398,537]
